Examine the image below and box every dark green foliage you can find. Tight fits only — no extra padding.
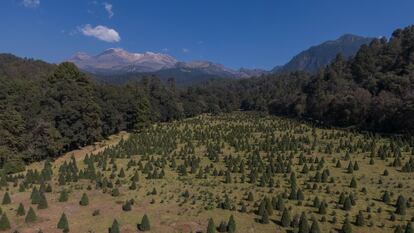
[260,210,269,224]
[343,196,352,211]
[57,213,69,231]
[298,212,310,233]
[349,177,357,188]
[139,214,150,231]
[118,168,125,178]
[355,211,365,226]
[240,202,247,213]
[1,192,11,205]
[224,171,231,183]
[1,24,414,171]
[269,25,414,134]
[227,215,236,233]
[37,192,48,209]
[278,34,372,73]
[129,181,137,190]
[3,160,25,174]
[0,213,10,231]
[79,193,89,206]
[207,218,216,233]
[297,189,305,201]
[1,30,414,233]
[122,200,132,211]
[396,195,407,215]
[0,53,56,81]
[25,207,37,223]
[318,201,327,215]
[111,188,120,197]
[276,196,285,211]
[31,187,41,204]
[310,218,320,233]
[281,208,291,227]
[16,203,25,216]
[341,218,352,233]
[257,199,266,216]
[59,190,69,202]
[109,219,120,233]
[218,221,227,232]
[382,191,391,204]
[405,222,414,233]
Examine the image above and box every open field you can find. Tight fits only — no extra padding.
[0,112,413,233]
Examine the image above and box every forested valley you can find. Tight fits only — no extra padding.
[1,25,414,171]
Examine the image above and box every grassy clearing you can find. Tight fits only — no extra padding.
[0,112,413,233]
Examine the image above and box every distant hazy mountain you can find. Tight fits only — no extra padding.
[4,33,372,85]
[68,49,267,84]
[69,48,178,74]
[274,34,374,73]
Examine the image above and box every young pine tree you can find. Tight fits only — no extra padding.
[207,218,216,233]
[382,191,391,204]
[349,177,357,188]
[122,200,132,211]
[257,200,266,216]
[37,192,48,209]
[31,188,41,204]
[25,207,37,223]
[343,196,352,211]
[0,213,10,230]
[298,212,310,233]
[341,218,352,233]
[1,192,11,205]
[59,190,69,202]
[395,195,407,215]
[281,208,291,227]
[261,210,269,224]
[57,213,69,231]
[109,219,120,233]
[79,193,89,206]
[111,188,120,197]
[16,203,25,216]
[276,196,285,211]
[310,218,321,233]
[139,214,150,231]
[355,211,365,226]
[227,215,236,233]
[318,202,327,215]
[218,221,227,232]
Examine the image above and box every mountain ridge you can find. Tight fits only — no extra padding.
[68,48,268,84]
[274,34,374,73]
[69,33,374,84]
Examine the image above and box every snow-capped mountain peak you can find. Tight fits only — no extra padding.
[68,48,267,78]
[68,48,178,74]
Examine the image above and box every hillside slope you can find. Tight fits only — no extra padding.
[275,34,374,73]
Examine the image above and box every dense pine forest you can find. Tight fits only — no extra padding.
[1,25,414,171]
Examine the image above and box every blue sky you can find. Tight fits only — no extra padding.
[1,0,414,69]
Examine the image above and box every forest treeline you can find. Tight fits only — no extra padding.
[1,25,414,169]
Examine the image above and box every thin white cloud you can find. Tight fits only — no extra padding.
[79,24,120,43]
[103,2,114,18]
[182,48,190,53]
[22,0,40,8]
